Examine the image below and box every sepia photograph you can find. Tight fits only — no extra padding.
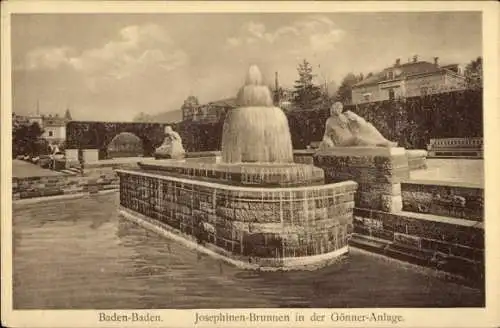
[1,1,499,328]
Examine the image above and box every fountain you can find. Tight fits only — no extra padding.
[116,65,359,270]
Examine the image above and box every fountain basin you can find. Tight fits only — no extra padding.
[138,159,325,187]
[116,166,358,270]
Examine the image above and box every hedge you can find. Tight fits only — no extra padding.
[66,88,483,157]
[180,88,483,151]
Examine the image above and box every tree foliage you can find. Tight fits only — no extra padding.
[465,56,482,90]
[336,72,364,104]
[12,122,49,157]
[292,59,323,109]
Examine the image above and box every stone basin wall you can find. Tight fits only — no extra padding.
[12,162,139,200]
[117,169,358,269]
[401,180,484,222]
[310,147,484,284]
[351,206,484,285]
[13,173,118,200]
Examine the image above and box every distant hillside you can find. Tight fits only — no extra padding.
[133,109,183,123]
[151,109,183,123]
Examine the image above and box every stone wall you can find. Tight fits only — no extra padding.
[401,181,484,222]
[312,147,483,283]
[12,173,118,200]
[117,169,358,269]
[351,207,484,285]
[12,163,139,200]
[315,147,409,213]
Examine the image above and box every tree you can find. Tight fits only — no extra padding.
[336,73,364,104]
[181,95,200,119]
[12,122,45,157]
[64,108,73,121]
[465,56,482,90]
[182,95,199,108]
[292,59,323,109]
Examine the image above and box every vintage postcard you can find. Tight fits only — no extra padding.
[1,1,499,327]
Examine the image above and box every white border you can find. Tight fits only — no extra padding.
[1,2,499,328]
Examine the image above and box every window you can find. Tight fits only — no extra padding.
[387,71,394,80]
[420,87,429,96]
[48,131,53,137]
[388,89,395,100]
[363,93,371,102]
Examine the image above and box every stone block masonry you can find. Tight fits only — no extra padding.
[315,147,409,213]
[351,178,484,285]
[117,169,358,270]
[12,164,138,200]
[401,180,484,222]
[12,174,118,200]
[350,207,484,286]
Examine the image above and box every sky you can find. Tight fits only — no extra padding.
[11,12,482,121]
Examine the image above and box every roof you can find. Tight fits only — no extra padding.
[207,98,237,107]
[353,61,451,88]
[43,117,67,126]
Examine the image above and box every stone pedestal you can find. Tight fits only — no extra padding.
[65,149,79,166]
[82,149,99,164]
[406,149,428,171]
[314,147,410,213]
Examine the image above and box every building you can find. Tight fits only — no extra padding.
[182,98,237,123]
[39,108,72,145]
[351,56,467,104]
[41,114,67,144]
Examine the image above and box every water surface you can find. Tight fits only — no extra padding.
[13,193,484,309]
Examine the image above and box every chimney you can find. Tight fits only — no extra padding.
[434,57,439,66]
[395,58,401,67]
[413,55,418,63]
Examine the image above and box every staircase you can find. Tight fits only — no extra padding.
[60,166,83,176]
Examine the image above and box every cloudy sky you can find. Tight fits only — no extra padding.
[12,12,481,121]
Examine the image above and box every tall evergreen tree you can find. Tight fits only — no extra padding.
[64,108,73,121]
[292,59,323,110]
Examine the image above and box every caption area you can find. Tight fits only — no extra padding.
[98,312,162,323]
[195,311,404,325]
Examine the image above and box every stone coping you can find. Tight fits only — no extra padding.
[406,149,428,157]
[83,157,150,167]
[13,189,117,205]
[403,179,484,189]
[315,146,406,157]
[293,149,316,155]
[116,168,357,193]
[356,207,483,230]
[398,210,483,229]
[137,160,326,187]
[185,151,221,158]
